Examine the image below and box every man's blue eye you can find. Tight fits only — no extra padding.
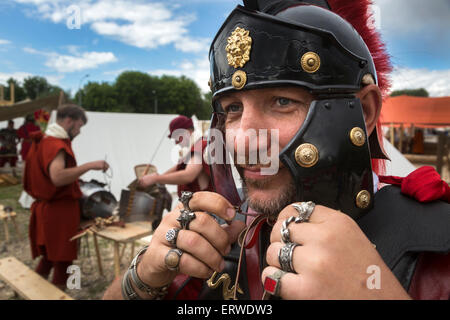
[227,104,242,112]
[278,98,291,105]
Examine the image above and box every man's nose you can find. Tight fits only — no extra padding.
[232,104,270,161]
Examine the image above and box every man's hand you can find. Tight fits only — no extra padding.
[135,191,246,290]
[138,173,159,188]
[88,160,109,172]
[261,204,411,300]
[49,152,109,187]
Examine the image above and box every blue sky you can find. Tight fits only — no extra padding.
[0,0,449,97]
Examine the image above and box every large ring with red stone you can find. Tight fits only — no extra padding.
[278,242,299,273]
[264,270,287,297]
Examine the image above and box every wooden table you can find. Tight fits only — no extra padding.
[91,221,152,278]
[0,204,20,242]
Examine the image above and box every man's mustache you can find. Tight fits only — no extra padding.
[234,159,285,170]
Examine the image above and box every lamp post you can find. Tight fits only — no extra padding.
[78,74,89,106]
[152,90,158,114]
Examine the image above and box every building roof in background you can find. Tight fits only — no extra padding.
[381,95,450,128]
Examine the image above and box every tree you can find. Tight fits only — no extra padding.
[390,88,429,97]
[200,91,213,120]
[156,75,209,118]
[79,81,120,112]
[2,78,27,102]
[115,71,157,113]
[23,76,50,99]
[22,76,67,99]
[68,71,213,117]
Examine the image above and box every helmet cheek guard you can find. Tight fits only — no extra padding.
[208,2,387,218]
[279,98,373,219]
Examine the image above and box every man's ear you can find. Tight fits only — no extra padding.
[356,84,382,136]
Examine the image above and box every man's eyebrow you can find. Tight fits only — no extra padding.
[217,93,235,101]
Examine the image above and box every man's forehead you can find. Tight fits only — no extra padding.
[217,86,312,100]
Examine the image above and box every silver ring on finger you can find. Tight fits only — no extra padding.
[165,228,180,247]
[177,208,196,230]
[179,191,194,211]
[278,242,299,273]
[164,248,183,272]
[280,216,295,243]
[291,201,315,223]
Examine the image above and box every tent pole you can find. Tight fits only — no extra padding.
[409,124,415,154]
[436,132,445,175]
[399,124,404,153]
[390,123,394,145]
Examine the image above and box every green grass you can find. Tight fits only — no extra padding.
[0,184,27,211]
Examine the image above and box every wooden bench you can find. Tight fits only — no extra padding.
[0,257,73,300]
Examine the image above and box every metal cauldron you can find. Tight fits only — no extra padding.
[79,180,118,220]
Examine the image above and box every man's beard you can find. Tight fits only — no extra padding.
[67,125,75,141]
[238,166,297,217]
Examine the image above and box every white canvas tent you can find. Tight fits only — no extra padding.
[47,111,184,202]
[382,137,416,177]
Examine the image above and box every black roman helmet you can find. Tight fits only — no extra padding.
[207,0,390,219]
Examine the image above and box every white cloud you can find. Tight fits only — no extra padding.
[24,47,117,73]
[174,37,211,54]
[0,71,64,87]
[373,0,450,34]
[0,72,33,85]
[13,0,210,54]
[389,67,450,97]
[149,56,210,93]
[0,39,11,45]
[46,51,117,73]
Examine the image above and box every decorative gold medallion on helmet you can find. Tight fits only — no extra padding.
[349,127,366,147]
[301,52,321,73]
[295,143,319,168]
[226,27,252,68]
[356,190,371,209]
[231,70,247,90]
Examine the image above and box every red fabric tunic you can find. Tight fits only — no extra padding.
[176,138,213,197]
[17,123,41,161]
[24,132,82,262]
